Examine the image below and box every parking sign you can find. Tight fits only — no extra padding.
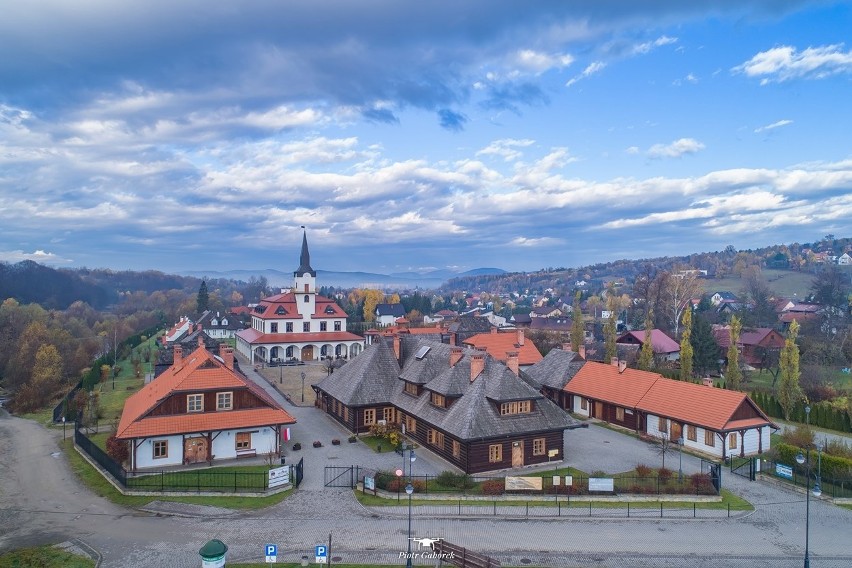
[265,544,277,563]
[315,544,327,564]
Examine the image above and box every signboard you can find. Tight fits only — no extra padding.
[552,476,561,486]
[776,463,793,480]
[268,465,290,488]
[588,477,614,492]
[547,449,559,458]
[565,475,573,487]
[505,476,543,491]
[315,545,328,564]
[364,476,375,491]
[265,544,277,563]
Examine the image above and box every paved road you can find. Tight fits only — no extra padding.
[3,405,852,567]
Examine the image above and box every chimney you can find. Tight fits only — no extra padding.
[578,345,586,360]
[196,323,203,332]
[173,345,183,367]
[491,327,497,335]
[618,360,627,373]
[702,377,714,387]
[450,333,456,346]
[450,347,463,367]
[393,334,401,361]
[517,329,525,347]
[506,351,519,376]
[611,357,619,367]
[219,344,234,370]
[197,335,204,348]
[470,353,485,382]
[563,342,573,352]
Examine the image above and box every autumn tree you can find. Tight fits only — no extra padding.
[638,309,654,371]
[361,289,385,323]
[663,271,703,336]
[680,308,693,381]
[570,292,585,353]
[726,315,742,391]
[778,320,803,421]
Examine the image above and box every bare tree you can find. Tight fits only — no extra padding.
[650,433,677,470]
[663,271,703,336]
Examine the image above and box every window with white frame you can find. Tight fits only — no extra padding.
[153,440,168,459]
[217,392,232,411]
[187,394,203,412]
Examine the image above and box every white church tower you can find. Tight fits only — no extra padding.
[294,230,316,319]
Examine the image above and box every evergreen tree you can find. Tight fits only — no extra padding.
[726,315,742,391]
[690,314,718,377]
[778,320,803,421]
[196,279,209,314]
[680,307,693,381]
[604,295,617,363]
[638,309,654,371]
[570,292,585,355]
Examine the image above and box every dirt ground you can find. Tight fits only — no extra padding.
[236,354,328,407]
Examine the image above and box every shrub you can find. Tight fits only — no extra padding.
[481,479,505,495]
[781,425,815,449]
[106,435,129,464]
[591,470,607,477]
[635,463,652,477]
[435,471,472,490]
[657,468,673,482]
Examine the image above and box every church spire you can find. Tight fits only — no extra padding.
[295,229,316,277]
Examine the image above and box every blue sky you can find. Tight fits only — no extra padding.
[1,1,851,276]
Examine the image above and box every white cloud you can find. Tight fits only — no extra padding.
[733,44,852,84]
[625,146,640,155]
[0,249,72,264]
[476,138,536,162]
[566,61,606,87]
[754,119,793,133]
[646,138,705,158]
[632,35,678,56]
[512,49,574,74]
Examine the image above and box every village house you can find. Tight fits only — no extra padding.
[375,303,407,327]
[196,310,244,340]
[312,336,581,473]
[462,328,543,368]
[616,329,680,361]
[235,232,365,364]
[116,341,296,471]
[711,325,786,368]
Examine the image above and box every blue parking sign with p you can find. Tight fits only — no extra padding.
[265,544,277,562]
[315,545,328,563]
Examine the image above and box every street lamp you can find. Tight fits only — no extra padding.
[678,437,684,481]
[405,449,416,568]
[795,411,822,568]
[301,371,306,403]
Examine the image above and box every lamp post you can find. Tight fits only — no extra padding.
[405,449,416,568]
[678,437,684,481]
[301,371,306,403]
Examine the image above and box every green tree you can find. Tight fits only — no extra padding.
[680,308,693,381]
[638,309,654,371]
[196,279,209,314]
[604,295,617,362]
[778,320,803,421]
[726,315,742,391]
[570,292,585,354]
[691,313,718,377]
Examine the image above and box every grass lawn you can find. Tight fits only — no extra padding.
[0,545,95,568]
[710,269,814,299]
[63,439,292,510]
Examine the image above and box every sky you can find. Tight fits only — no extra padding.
[1,1,851,277]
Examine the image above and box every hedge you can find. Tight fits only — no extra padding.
[774,442,852,482]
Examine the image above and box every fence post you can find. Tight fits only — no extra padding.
[558,501,561,517]
[160,471,164,492]
[197,470,201,492]
[660,502,663,518]
[727,503,730,518]
[234,471,238,492]
[589,502,592,517]
[627,502,630,518]
[694,503,696,518]
[493,500,496,516]
[458,500,461,515]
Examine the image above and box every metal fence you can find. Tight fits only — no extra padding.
[762,459,852,499]
[74,425,280,493]
[368,469,718,496]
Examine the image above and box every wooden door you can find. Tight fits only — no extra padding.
[511,441,524,467]
[670,422,683,443]
[301,345,314,361]
[184,437,208,464]
[594,402,603,419]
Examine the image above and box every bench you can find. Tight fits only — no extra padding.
[236,448,257,459]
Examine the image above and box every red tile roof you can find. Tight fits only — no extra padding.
[462,331,543,365]
[617,329,680,354]
[564,361,776,432]
[235,328,364,344]
[252,292,347,319]
[116,345,295,439]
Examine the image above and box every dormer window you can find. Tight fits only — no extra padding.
[500,400,532,415]
[304,295,310,303]
[211,319,218,326]
[187,394,203,413]
[325,305,336,314]
[404,382,420,396]
[222,318,228,325]
[276,306,287,315]
[217,392,233,411]
[254,305,265,314]
[430,392,446,408]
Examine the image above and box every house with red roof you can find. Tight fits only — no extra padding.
[616,329,680,361]
[235,232,365,364]
[559,359,776,460]
[462,328,543,368]
[711,325,785,367]
[116,342,296,471]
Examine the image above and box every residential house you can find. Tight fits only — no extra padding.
[523,345,585,409]
[462,328,543,368]
[710,291,739,306]
[196,310,244,340]
[508,314,532,328]
[616,329,680,361]
[154,327,220,378]
[711,325,786,367]
[529,317,573,333]
[116,342,296,471]
[164,316,193,345]
[313,336,582,473]
[375,303,407,327]
[447,315,493,346]
[530,306,563,318]
[838,252,852,266]
[560,359,776,460]
[235,232,365,363]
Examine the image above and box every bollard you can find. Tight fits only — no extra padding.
[660,503,663,518]
[694,503,696,518]
[627,502,630,518]
[589,502,592,517]
[458,500,461,515]
[526,502,528,517]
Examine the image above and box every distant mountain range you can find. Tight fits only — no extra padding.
[182,267,507,289]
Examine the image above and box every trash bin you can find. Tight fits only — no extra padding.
[199,539,228,567]
[280,456,286,465]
